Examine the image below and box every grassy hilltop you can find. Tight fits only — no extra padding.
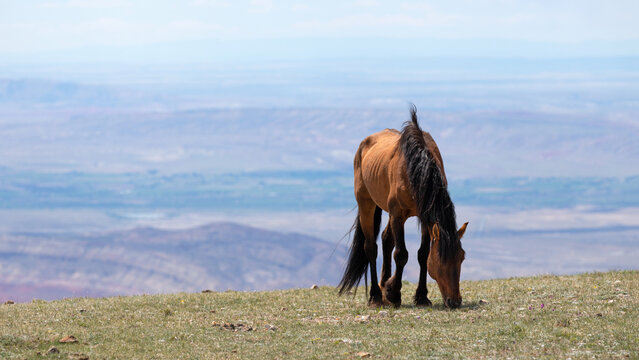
[1,271,637,359]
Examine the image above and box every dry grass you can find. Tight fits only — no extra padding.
[1,270,637,359]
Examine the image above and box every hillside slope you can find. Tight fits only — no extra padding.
[1,271,637,359]
[0,222,346,302]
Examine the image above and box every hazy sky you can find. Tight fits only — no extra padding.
[2,0,638,54]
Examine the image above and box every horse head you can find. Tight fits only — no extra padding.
[427,222,468,308]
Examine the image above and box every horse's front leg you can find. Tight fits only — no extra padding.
[414,226,432,306]
[382,215,408,308]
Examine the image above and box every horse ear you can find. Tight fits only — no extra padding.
[431,223,440,240]
[457,222,469,239]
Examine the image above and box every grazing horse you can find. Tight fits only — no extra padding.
[338,106,468,308]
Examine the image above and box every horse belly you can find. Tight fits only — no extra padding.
[359,148,393,212]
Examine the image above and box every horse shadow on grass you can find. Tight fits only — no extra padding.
[399,300,481,311]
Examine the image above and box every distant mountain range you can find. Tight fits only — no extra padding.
[0,222,347,303]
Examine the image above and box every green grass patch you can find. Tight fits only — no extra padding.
[1,271,637,359]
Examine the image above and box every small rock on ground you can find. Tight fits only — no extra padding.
[60,335,78,343]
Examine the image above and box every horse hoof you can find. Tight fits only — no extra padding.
[368,295,384,308]
[383,287,401,308]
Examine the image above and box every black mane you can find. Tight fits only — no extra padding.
[399,105,461,261]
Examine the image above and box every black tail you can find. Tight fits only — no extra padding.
[400,105,460,261]
[338,207,382,294]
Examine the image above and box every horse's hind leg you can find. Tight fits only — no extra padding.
[383,214,408,308]
[414,226,433,306]
[379,220,394,289]
[358,199,384,307]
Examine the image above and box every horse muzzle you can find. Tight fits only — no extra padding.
[445,297,462,309]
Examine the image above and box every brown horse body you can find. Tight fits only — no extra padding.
[339,107,468,308]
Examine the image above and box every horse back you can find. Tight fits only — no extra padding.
[354,128,446,215]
